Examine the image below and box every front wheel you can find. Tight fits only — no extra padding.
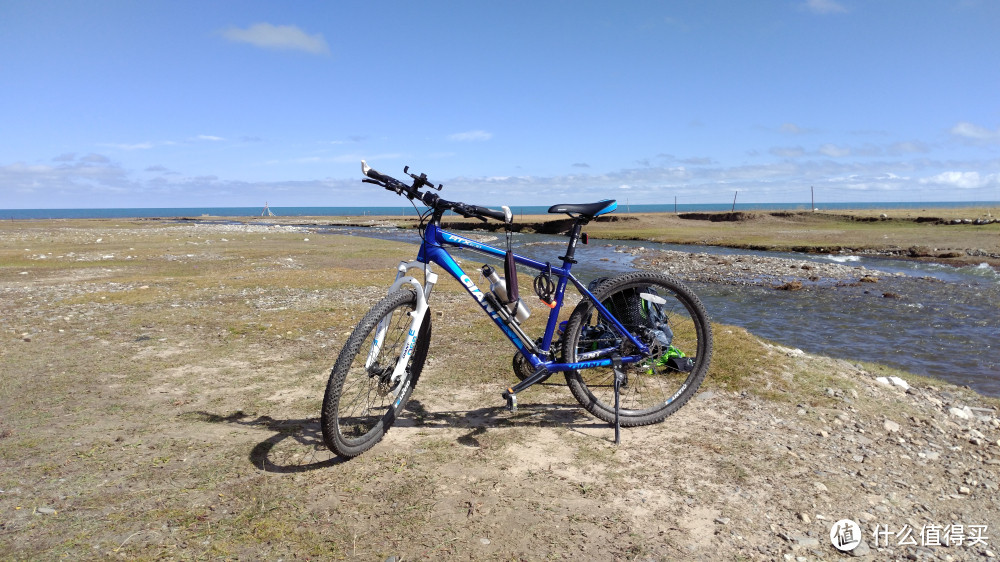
[321,289,431,458]
[562,272,712,426]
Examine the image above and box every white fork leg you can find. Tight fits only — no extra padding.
[379,262,437,393]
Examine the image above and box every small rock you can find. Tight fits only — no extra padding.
[884,419,901,433]
[36,507,56,515]
[775,280,803,291]
[849,539,871,557]
[888,376,909,390]
[789,534,819,548]
[958,486,971,495]
[479,538,491,545]
[714,517,731,525]
[949,407,972,420]
[798,512,811,524]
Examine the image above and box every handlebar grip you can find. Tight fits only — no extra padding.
[471,205,507,221]
[361,160,390,182]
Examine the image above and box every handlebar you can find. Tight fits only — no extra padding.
[361,160,510,224]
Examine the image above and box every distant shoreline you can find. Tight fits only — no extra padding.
[2,200,999,220]
[5,207,999,270]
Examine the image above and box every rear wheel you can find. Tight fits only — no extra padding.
[562,272,711,426]
[321,289,431,458]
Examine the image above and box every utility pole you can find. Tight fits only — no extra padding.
[732,191,738,213]
[811,186,815,211]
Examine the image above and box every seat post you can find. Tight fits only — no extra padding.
[558,217,587,265]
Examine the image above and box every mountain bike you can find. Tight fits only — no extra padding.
[321,161,712,458]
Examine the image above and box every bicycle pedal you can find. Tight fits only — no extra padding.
[501,389,518,413]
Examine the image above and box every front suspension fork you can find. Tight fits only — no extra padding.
[367,261,438,391]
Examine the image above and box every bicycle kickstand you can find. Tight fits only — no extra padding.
[612,356,625,444]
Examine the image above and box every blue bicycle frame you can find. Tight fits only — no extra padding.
[401,221,652,377]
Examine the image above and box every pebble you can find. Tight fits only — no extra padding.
[949,407,972,420]
[849,540,871,557]
[888,376,910,390]
[787,534,819,548]
[883,419,901,433]
[36,507,56,515]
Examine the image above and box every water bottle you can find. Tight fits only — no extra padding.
[481,265,530,323]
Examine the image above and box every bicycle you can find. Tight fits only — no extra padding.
[321,161,712,458]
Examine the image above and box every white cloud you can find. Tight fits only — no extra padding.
[950,121,1000,143]
[780,123,806,134]
[80,153,111,164]
[919,171,999,189]
[770,146,805,158]
[196,135,225,142]
[888,141,930,155]
[818,144,851,157]
[448,130,493,142]
[221,23,331,55]
[801,0,848,14]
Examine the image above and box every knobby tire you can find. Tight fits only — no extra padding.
[562,272,712,426]
[321,289,431,458]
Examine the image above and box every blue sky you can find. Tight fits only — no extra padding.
[2,0,998,209]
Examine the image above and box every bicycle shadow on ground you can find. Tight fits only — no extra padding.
[399,399,614,448]
[189,402,613,471]
[188,410,346,473]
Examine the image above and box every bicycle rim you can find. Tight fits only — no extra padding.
[564,273,711,426]
[322,289,429,457]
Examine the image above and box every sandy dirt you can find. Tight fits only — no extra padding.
[2,220,999,560]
